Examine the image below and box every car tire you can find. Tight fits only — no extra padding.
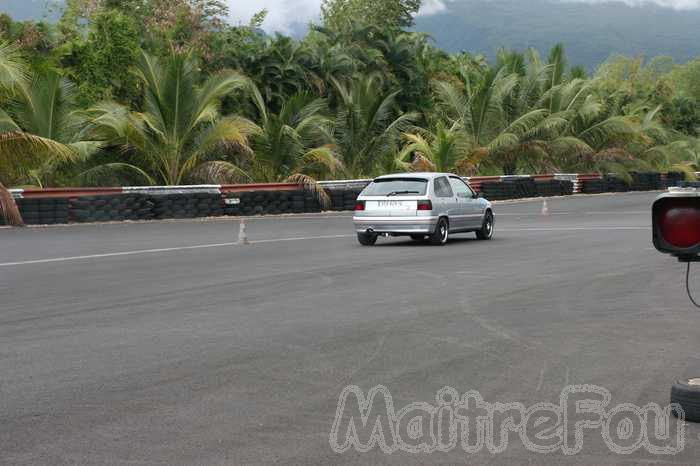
[671,379,700,422]
[357,232,378,246]
[428,218,449,245]
[410,235,426,241]
[476,211,494,240]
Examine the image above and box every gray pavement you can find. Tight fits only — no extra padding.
[2,191,700,465]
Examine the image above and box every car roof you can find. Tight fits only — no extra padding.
[373,172,456,180]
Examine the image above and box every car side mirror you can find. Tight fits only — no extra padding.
[474,192,481,199]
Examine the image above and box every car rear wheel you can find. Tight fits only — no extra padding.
[428,218,449,245]
[357,232,378,246]
[476,211,494,240]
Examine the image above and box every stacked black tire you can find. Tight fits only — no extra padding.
[151,193,222,219]
[581,179,606,194]
[480,182,517,200]
[303,191,322,213]
[480,178,573,200]
[222,190,308,217]
[328,188,362,211]
[70,194,155,223]
[515,178,537,197]
[583,172,683,193]
[630,172,662,191]
[603,175,630,192]
[15,189,328,225]
[535,180,574,197]
[15,197,70,225]
[665,172,687,188]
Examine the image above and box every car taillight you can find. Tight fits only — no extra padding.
[417,200,432,211]
[355,200,365,211]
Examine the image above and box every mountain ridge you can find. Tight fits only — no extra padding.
[413,0,700,68]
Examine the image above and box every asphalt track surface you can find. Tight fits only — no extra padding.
[3,191,700,465]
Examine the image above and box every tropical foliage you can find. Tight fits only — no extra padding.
[81,50,259,186]
[1,0,699,202]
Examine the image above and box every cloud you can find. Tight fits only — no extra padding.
[417,0,449,16]
[228,0,452,32]
[227,0,322,33]
[227,0,700,32]
[415,0,700,18]
[561,0,700,9]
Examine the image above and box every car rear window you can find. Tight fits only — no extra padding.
[361,178,428,196]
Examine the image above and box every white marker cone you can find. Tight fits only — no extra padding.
[238,218,249,244]
[541,199,550,216]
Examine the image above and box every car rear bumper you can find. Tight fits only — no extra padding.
[353,215,439,234]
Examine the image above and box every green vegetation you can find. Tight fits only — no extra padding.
[1,0,699,209]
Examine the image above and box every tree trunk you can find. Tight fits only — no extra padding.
[0,182,24,227]
[502,161,518,176]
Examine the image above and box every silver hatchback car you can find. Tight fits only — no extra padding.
[353,172,494,245]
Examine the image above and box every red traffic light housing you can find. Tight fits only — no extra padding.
[652,188,700,261]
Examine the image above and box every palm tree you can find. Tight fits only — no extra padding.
[378,32,437,113]
[397,122,476,174]
[310,22,390,76]
[7,71,101,187]
[545,83,648,175]
[83,49,260,186]
[241,36,313,114]
[304,32,358,96]
[252,92,342,182]
[433,62,555,174]
[631,109,699,178]
[0,42,77,226]
[493,49,566,174]
[674,137,700,171]
[666,137,700,179]
[332,74,418,177]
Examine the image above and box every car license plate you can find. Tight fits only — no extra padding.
[366,200,417,211]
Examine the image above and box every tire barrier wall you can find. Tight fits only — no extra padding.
[14,197,70,225]
[579,172,687,194]
[479,178,574,200]
[222,190,313,216]
[3,171,690,226]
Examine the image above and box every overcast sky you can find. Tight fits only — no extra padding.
[227,0,700,34]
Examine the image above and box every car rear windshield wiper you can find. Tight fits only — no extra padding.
[386,191,420,196]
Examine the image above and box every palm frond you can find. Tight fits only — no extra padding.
[297,145,344,176]
[501,109,549,137]
[0,41,27,93]
[189,161,251,184]
[78,163,158,187]
[579,116,637,149]
[195,116,261,158]
[548,136,594,158]
[286,173,331,209]
[432,80,468,124]
[0,131,77,166]
[192,70,252,128]
[486,133,519,152]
